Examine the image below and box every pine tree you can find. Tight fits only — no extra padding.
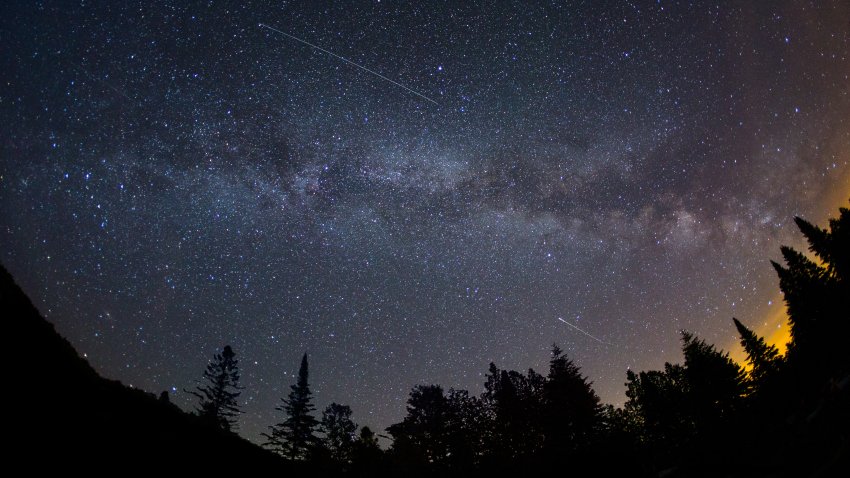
[681,331,746,427]
[793,212,849,280]
[772,205,849,384]
[320,403,358,464]
[542,344,602,453]
[187,345,243,432]
[733,317,782,395]
[264,353,319,459]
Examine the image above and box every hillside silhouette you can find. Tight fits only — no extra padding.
[3,265,287,473]
[4,202,849,476]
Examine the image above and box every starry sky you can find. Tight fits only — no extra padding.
[1,1,848,443]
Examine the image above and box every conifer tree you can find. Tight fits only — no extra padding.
[772,206,849,383]
[542,344,602,452]
[264,353,319,459]
[681,331,746,426]
[187,345,243,432]
[733,317,782,395]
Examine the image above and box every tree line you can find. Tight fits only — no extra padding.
[184,203,849,476]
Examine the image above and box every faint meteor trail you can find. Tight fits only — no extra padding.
[557,317,609,345]
[258,23,438,105]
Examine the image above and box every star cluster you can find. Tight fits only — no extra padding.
[1,1,848,442]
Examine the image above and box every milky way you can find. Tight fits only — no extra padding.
[1,1,848,442]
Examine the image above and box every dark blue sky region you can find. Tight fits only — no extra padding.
[1,1,848,442]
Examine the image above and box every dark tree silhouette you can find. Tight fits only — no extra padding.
[355,425,381,449]
[610,203,850,476]
[187,345,243,432]
[541,344,602,454]
[624,362,691,455]
[443,388,487,469]
[755,204,850,476]
[772,207,850,387]
[351,426,384,475]
[598,403,642,460]
[733,317,782,397]
[320,402,358,464]
[264,353,320,459]
[621,331,746,472]
[8,200,844,475]
[387,385,487,470]
[387,384,450,466]
[482,363,545,459]
[680,331,746,429]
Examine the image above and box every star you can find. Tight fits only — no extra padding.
[0,0,847,445]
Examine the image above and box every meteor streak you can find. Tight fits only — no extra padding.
[259,23,438,105]
[557,317,608,345]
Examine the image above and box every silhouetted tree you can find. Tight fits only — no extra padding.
[320,402,358,464]
[187,345,242,431]
[772,207,850,388]
[624,362,691,455]
[542,344,602,454]
[482,363,545,459]
[387,384,449,466]
[598,403,641,459]
[264,353,319,459]
[680,331,746,429]
[443,388,487,468]
[387,385,488,470]
[733,317,782,397]
[622,331,746,472]
[754,204,850,476]
[351,426,383,475]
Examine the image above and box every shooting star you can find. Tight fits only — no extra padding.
[557,317,609,345]
[259,23,438,105]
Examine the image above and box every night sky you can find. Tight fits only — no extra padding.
[1,1,848,443]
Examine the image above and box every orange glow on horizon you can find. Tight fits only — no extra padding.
[728,174,848,367]
[729,295,790,368]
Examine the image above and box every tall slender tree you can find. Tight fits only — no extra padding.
[187,345,243,432]
[264,353,320,459]
[733,317,782,396]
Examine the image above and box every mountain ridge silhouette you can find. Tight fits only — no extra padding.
[3,264,288,472]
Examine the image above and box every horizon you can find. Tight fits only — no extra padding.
[1,1,848,444]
